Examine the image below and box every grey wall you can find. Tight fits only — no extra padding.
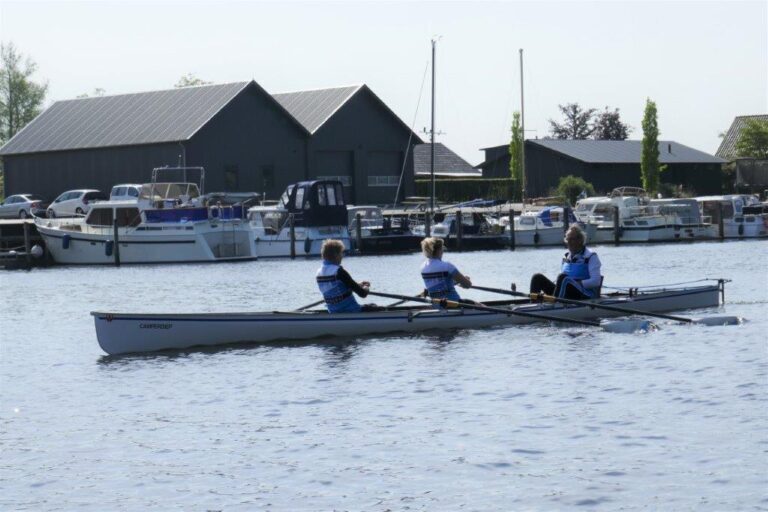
[186,85,307,201]
[3,143,181,200]
[307,89,417,205]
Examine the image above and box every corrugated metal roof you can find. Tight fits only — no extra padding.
[530,139,725,164]
[0,82,251,155]
[272,85,362,134]
[716,114,768,160]
[414,143,481,177]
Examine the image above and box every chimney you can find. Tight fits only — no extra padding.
[668,143,672,153]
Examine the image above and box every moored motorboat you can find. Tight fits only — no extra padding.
[36,167,255,264]
[93,280,727,356]
[247,180,351,257]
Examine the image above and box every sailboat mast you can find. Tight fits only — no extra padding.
[430,38,436,219]
[519,48,526,207]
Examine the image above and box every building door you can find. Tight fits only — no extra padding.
[315,151,354,203]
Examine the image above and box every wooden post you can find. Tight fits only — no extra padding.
[509,209,516,251]
[355,213,363,254]
[717,202,725,240]
[613,206,620,246]
[113,218,121,266]
[456,209,463,252]
[23,221,31,266]
[289,213,296,259]
[425,213,431,238]
[563,206,571,233]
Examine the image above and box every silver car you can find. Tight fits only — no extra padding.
[0,194,48,219]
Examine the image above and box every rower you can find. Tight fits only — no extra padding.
[530,225,602,300]
[420,237,473,302]
[316,239,373,313]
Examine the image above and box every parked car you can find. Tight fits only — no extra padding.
[109,184,141,201]
[47,189,107,218]
[0,194,48,219]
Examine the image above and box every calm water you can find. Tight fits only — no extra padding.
[1,241,767,511]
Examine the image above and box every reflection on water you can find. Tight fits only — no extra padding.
[1,240,767,510]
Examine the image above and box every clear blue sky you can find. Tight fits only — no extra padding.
[1,0,766,164]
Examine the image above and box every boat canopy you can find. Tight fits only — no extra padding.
[278,180,348,227]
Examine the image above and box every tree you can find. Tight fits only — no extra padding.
[174,73,212,88]
[0,42,48,145]
[548,103,596,139]
[640,98,661,193]
[593,107,631,140]
[735,118,768,159]
[556,175,595,206]
[508,111,523,186]
[76,88,106,99]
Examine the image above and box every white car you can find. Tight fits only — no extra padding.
[109,184,141,201]
[47,189,107,218]
[0,194,48,219]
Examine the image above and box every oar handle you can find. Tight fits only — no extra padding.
[471,285,557,303]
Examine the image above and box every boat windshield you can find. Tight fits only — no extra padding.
[140,183,201,201]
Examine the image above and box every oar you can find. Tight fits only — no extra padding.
[471,284,742,326]
[366,290,653,333]
[295,299,325,311]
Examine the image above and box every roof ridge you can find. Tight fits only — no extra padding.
[53,81,250,104]
[272,84,364,95]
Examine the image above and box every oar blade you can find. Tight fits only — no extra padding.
[692,315,744,326]
[601,319,659,334]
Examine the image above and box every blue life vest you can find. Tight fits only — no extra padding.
[316,261,362,313]
[421,259,461,301]
[560,250,596,298]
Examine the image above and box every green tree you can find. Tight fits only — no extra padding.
[548,103,596,139]
[593,107,631,140]
[76,88,106,99]
[508,111,523,187]
[0,42,48,144]
[556,175,595,206]
[174,73,212,88]
[735,118,768,159]
[640,98,661,193]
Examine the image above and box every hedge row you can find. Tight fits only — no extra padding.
[415,178,520,202]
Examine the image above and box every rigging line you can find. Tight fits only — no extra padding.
[392,60,430,208]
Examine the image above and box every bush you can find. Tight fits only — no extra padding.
[556,175,595,205]
[415,178,520,202]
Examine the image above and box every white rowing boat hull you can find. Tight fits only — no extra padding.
[92,283,723,356]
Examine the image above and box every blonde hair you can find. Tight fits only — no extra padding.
[421,237,444,259]
[321,239,345,261]
[564,225,586,245]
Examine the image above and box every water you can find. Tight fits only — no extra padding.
[2,241,767,511]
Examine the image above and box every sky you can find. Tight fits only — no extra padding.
[1,0,766,165]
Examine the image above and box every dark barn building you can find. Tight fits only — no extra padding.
[0,82,421,205]
[413,143,481,178]
[477,139,725,197]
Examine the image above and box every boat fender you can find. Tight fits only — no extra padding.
[105,240,114,257]
[62,234,71,249]
[209,206,219,219]
[533,232,540,245]
[304,236,312,254]
[738,224,744,236]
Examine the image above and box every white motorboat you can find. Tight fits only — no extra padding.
[36,167,255,264]
[696,194,768,238]
[499,207,582,246]
[247,180,351,257]
[575,187,712,243]
[93,280,727,356]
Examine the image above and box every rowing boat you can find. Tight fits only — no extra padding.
[91,280,727,356]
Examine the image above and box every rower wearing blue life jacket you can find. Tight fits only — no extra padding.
[420,237,473,302]
[530,225,602,300]
[316,239,372,313]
